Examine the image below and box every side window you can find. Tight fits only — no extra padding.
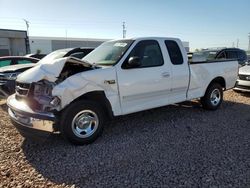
[0,60,12,67]
[70,52,86,59]
[123,40,164,68]
[237,50,247,60]
[17,60,33,64]
[165,40,183,65]
[225,51,238,59]
[216,51,226,59]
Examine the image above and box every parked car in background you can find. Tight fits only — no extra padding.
[191,48,248,66]
[25,53,47,59]
[234,64,250,92]
[37,47,94,65]
[0,63,36,97]
[0,47,95,97]
[0,56,39,68]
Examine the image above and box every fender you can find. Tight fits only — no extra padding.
[52,68,122,116]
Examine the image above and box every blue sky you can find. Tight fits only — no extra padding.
[0,0,250,50]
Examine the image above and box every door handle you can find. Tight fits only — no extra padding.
[162,72,170,78]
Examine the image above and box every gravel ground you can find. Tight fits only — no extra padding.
[0,90,250,188]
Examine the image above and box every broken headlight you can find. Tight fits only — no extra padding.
[32,81,60,111]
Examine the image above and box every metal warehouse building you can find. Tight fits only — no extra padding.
[29,36,108,54]
[0,29,29,56]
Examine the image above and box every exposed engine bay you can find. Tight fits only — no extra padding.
[56,61,93,83]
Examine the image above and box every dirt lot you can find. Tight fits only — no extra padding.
[0,90,250,188]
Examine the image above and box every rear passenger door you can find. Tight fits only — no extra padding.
[165,40,189,103]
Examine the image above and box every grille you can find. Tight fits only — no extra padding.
[0,74,7,81]
[238,74,250,81]
[15,82,31,96]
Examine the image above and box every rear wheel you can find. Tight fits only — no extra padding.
[201,83,223,110]
[60,100,105,145]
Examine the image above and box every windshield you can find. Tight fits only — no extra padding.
[192,50,218,61]
[82,40,134,66]
[38,49,70,64]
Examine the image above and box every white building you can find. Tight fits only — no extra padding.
[29,36,190,54]
[29,36,108,54]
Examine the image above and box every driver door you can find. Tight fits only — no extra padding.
[116,40,172,114]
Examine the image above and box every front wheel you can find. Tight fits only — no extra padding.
[200,83,223,110]
[60,100,105,145]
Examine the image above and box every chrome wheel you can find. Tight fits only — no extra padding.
[210,89,221,106]
[71,110,99,138]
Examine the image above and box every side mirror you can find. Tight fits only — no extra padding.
[126,56,141,68]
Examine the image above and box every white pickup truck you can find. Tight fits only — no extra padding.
[7,37,238,145]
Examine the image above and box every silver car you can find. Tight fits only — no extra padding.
[234,64,250,92]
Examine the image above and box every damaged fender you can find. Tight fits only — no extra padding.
[52,67,121,115]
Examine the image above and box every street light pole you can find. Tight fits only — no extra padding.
[23,19,30,54]
[23,19,29,36]
[248,33,250,51]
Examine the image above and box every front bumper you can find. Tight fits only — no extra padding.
[234,80,250,92]
[7,94,57,138]
[0,80,15,98]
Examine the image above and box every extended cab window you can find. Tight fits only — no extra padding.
[123,40,164,68]
[225,50,238,59]
[165,40,183,65]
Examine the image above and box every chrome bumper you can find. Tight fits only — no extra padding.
[234,80,250,92]
[7,94,56,133]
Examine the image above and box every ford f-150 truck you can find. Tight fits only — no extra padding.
[7,37,238,145]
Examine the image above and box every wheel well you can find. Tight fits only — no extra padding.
[209,77,226,90]
[74,91,114,119]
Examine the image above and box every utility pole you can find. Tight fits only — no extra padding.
[248,33,250,51]
[23,19,30,54]
[122,22,126,38]
[23,19,29,36]
[65,29,68,48]
[236,38,239,48]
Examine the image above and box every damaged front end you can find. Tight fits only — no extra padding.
[7,57,95,135]
[16,80,60,112]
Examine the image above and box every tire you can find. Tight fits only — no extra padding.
[60,100,106,145]
[200,83,223,110]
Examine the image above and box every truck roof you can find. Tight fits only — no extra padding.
[110,37,181,41]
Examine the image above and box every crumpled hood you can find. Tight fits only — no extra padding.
[16,57,92,83]
[239,65,250,75]
[0,63,35,73]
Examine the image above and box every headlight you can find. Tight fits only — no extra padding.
[50,96,61,107]
[6,73,19,80]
